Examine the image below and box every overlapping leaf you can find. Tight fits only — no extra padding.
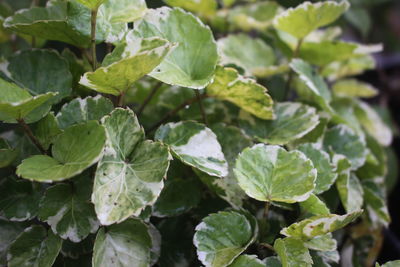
[332,79,378,98]
[274,237,313,267]
[0,138,18,167]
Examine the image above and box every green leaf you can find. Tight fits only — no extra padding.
[80,35,174,95]
[0,219,27,265]
[134,7,218,89]
[362,180,390,226]
[0,78,56,123]
[92,218,153,267]
[379,260,400,267]
[56,96,113,129]
[297,143,337,194]
[155,121,228,177]
[31,113,62,150]
[239,102,319,145]
[102,0,147,23]
[323,124,367,170]
[164,0,217,17]
[300,194,330,216]
[0,138,18,167]
[290,59,333,114]
[322,55,375,81]
[304,234,337,252]
[274,237,313,267]
[207,66,274,120]
[38,175,99,242]
[7,225,62,267]
[16,121,106,182]
[229,254,264,267]
[228,1,279,31]
[217,34,275,77]
[74,0,106,10]
[354,100,393,146]
[92,108,170,225]
[281,210,363,239]
[0,176,41,221]
[336,171,364,213]
[153,177,202,217]
[197,124,252,208]
[193,211,254,267]
[234,144,316,203]
[273,1,350,39]
[7,49,72,103]
[332,79,378,98]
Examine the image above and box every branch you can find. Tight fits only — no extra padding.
[17,119,47,155]
[90,8,99,70]
[147,94,209,133]
[137,82,163,117]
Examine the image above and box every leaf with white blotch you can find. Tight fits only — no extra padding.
[80,35,174,95]
[93,218,153,267]
[38,175,99,242]
[228,1,280,31]
[357,135,387,179]
[304,233,337,252]
[207,66,274,120]
[31,113,62,150]
[323,124,367,170]
[273,1,349,39]
[330,98,364,135]
[217,34,275,77]
[164,0,217,17]
[17,121,106,182]
[102,0,147,23]
[134,7,218,89]
[0,219,27,265]
[332,79,378,98]
[354,100,393,146]
[362,180,390,226]
[197,124,252,208]
[291,59,333,114]
[297,143,337,194]
[239,102,319,145]
[56,96,113,129]
[7,225,62,267]
[377,260,400,267]
[7,49,72,104]
[0,78,56,123]
[336,171,364,213]
[274,237,313,267]
[0,176,41,221]
[193,211,255,267]
[281,210,362,239]
[75,0,106,10]
[234,144,316,203]
[229,254,265,267]
[0,138,18,168]
[300,194,330,216]
[93,108,170,225]
[153,177,202,217]
[155,121,228,177]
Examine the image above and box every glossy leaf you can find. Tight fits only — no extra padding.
[164,0,217,17]
[234,144,316,203]
[304,233,337,252]
[134,7,218,89]
[92,108,170,225]
[239,102,319,145]
[80,35,174,95]
[7,225,62,267]
[56,96,113,129]
[92,218,153,267]
[193,211,254,267]
[273,1,350,39]
[336,171,364,213]
[229,255,264,267]
[363,180,390,226]
[38,175,99,242]
[31,113,62,150]
[274,237,313,267]
[217,34,275,77]
[17,121,106,182]
[207,66,274,120]
[300,194,330,216]
[155,121,228,177]
[281,211,362,239]
[101,0,147,23]
[332,79,378,98]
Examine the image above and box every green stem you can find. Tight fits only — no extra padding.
[17,119,47,155]
[137,82,163,117]
[117,91,125,107]
[260,242,275,252]
[263,201,271,218]
[284,38,303,99]
[91,8,99,70]
[195,90,208,125]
